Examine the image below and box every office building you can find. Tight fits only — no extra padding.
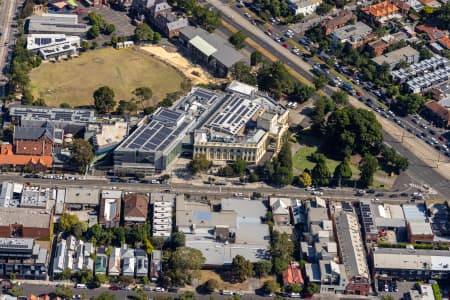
[27,13,89,35]
[26,34,81,60]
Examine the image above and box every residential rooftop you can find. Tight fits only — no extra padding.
[373,248,450,271]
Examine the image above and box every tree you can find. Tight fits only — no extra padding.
[316,2,333,15]
[396,93,426,114]
[54,286,73,299]
[70,139,94,174]
[298,171,312,187]
[103,23,115,35]
[229,31,247,49]
[306,283,320,295]
[231,255,254,282]
[93,86,116,113]
[59,213,80,233]
[153,32,162,44]
[81,40,90,51]
[166,247,205,286]
[331,90,349,106]
[250,51,263,66]
[87,25,100,39]
[262,279,279,294]
[150,236,165,249]
[334,158,352,180]
[91,292,117,300]
[380,296,395,300]
[313,75,327,90]
[187,155,212,174]
[61,268,72,280]
[270,231,294,274]
[231,159,248,176]
[134,23,154,42]
[290,83,315,103]
[203,279,219,293]
[60,102,71,108]
[9,284,24,297]
[257,61,294,99]
[145,239,154,255]
[359,154,378,187]
[230,62,257,85]
[171,232,186,248]
[253,260,272,277]
[312,159,331,186]
[311,96,334,131]
[133,86,153,109]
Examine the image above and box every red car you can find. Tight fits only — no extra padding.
[356,89,363,97]
[282,43,289,48]
[109,285,119,291]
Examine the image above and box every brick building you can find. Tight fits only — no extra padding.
[0,144,53,172]
[13,127,59,156]
[123,194,149,225]
[321,10,355,35]
[0,208,53,239]
[149,0,188,38]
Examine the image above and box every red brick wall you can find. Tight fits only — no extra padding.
[22,227,51,239]
[346,282,371,296]
[0,226,11,237]
[14,139,53,156]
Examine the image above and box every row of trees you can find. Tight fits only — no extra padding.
[87,12,116,39]
[134,23,162,44]
[169,0,220,32]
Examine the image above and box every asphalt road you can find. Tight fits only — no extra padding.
[0,173,426,204]
[19,283,267,300]
[0,0,17,79]
[207,0,450,199]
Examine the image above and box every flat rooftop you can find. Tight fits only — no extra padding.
[331,22,372,41]
[0,238,34,251]
[372,46,419,66]
[64,187,99,205]
[373,248,450,271]
[0,207,52,228]
[28,13,89,34]
[9,105,95,124]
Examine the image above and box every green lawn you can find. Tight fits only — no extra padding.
[29,47,184,107]
[292,145,360,178]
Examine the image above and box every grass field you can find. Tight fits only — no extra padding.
[29,47,184,107]
[292,145,360,178]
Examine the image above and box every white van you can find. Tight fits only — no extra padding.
[75,283,87,289]
[220,290,233,295]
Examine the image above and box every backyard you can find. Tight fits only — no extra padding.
[29,47,185,107]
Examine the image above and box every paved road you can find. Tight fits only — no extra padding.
[207,0,450,200]
[1,173,426,204]
[0,0,19,95]
[19,283,267,300]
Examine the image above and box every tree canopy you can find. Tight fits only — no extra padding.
[231,255,254,282]
[359,154,378,187]
[70,139,94,174]
[188,155,212,174]
[93,86,116,113]
[325,107,383,158]
[134,23,154,42]
[165,247,205,286]
[229,31,247,49]
[270,231,294,274]
[257,62,293,99]
[230,62,257,85]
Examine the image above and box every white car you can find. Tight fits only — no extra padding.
[154,287,165,292]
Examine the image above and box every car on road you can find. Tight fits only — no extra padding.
[311,191,323,196]
[389,194,398,198]
[400,192,409,197]
[375,193,385,197]
[109,285,119,291]
[154,287,165,292]
[366,189,375,194]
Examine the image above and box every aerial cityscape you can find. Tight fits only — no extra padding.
[0,0,449,299]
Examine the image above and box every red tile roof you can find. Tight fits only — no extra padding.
[425,101,450,127]
[123,193,149,219]
[0,144,52,168]
[283,263,304,286]
[362,1,399,17]
[438,36,450,49]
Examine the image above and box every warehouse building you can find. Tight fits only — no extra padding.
[27,13,89,35]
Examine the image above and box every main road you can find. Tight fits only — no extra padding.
[0,0,18,94]
[207,0,450,199]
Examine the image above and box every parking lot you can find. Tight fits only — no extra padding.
[377,278,416,300]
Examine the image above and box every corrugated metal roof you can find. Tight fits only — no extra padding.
[189,36,217,57]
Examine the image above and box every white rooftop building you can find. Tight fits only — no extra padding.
[26,34,81,60]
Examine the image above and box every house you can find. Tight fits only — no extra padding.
[407,221,434,243]
[0,207,52,239]
[283,263,304,286]
[134,248,148,277]
[123,194,148,225]
[371,46,420,69]
[121,246,135,277]
[95,247,108,275]
[423,101,450,128]
[108,247,121,276]
[361,1,403,24]
[150,250,162,281]
[53,236,94,274]
[286,0,322,15]
[149,0,188,38]
[330,22,373,48]
[321,10,355,35]
[368,32,410,56]
[179,26,246,77]
[416,24,446,42]
[0,143,53,171]
[0,238,48,280]
[99,190,122,228]
[429,81,450,101]
[27,13,89,36]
